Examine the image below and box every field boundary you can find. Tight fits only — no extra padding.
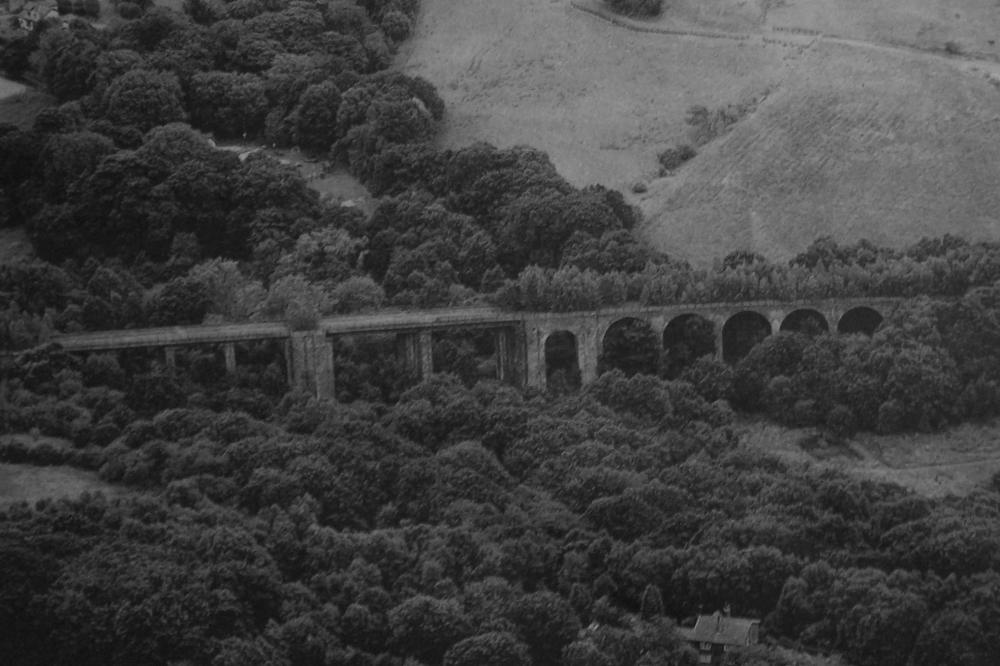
[569,1,751,42]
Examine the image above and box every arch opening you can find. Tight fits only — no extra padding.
[780,309,829,336]
[722,311,772,364]
[545,330,581,391]
[600,317,660,377]
[662,314,717,378]
[837,307,883,336]
[432,328,498,387]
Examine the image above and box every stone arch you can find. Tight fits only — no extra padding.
[837,306,883,336]
[662,313,717,378]
[780,308,829,335]
[600,317,660,376]
[722,311,772,363]
[544,330,581,390]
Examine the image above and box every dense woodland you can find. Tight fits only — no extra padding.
[4,0,1000,664]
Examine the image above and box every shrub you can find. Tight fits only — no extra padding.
[505,591,581,664]
[877,399,906,434]
[607,0,663,17]
[119,3,143,19]
[657,144,696,173]
[825,404,857,437]
[686,101,756,145]
[679,358,734,402]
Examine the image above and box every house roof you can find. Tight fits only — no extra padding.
[679,613,759,646]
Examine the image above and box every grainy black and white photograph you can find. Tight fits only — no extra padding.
[2,0,1000,663]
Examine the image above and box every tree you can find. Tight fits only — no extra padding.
[909,610,993,666]
[271,227,362,286]
[292,80,342,153]
[599,319,661,377]
[327,276,385,313]
[102,69,187,132]
[42,32,101,102]
[188,72,269,138]
[260,275,328,329]
[183,0,225,24]
[505,591,581,665]
[388,595,471,663]
[586,370,674,425]
[37,131,116,202]
[838,588,927,666]
[230,33,280,72]
[381,9,412,43]
[444,632,531,666]
[91,53,145,94]
[264,53,331,110]
[188,259,266,321]
[147,276,211,326]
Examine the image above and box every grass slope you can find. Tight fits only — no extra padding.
[642,40,1000,263]
[400,0,1000,265]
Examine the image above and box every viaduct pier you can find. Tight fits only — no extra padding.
[47,298,902,399]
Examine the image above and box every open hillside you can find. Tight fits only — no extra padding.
[396,0,790,199]
[399,0,1000,264]
[642,40,1000,263]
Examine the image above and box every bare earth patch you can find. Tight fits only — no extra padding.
[739,418,1000,497]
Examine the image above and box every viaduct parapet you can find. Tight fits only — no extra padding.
[45,298,904,399]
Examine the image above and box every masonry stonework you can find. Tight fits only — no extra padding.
[49,298,902,400]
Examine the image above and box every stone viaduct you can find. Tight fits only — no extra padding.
[47,298,902,399]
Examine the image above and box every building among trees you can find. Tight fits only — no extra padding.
[679,611,760,665]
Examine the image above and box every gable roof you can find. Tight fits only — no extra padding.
[680,613,759,646]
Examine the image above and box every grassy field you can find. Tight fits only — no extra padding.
[0,83,55,130]
[218,142,373,211]
[740,418,1000,497]
[400,0,1000,265]
[0,227,34,264]
[0,463,119,506]
[0,435,120,506]
[0,76,25,100]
